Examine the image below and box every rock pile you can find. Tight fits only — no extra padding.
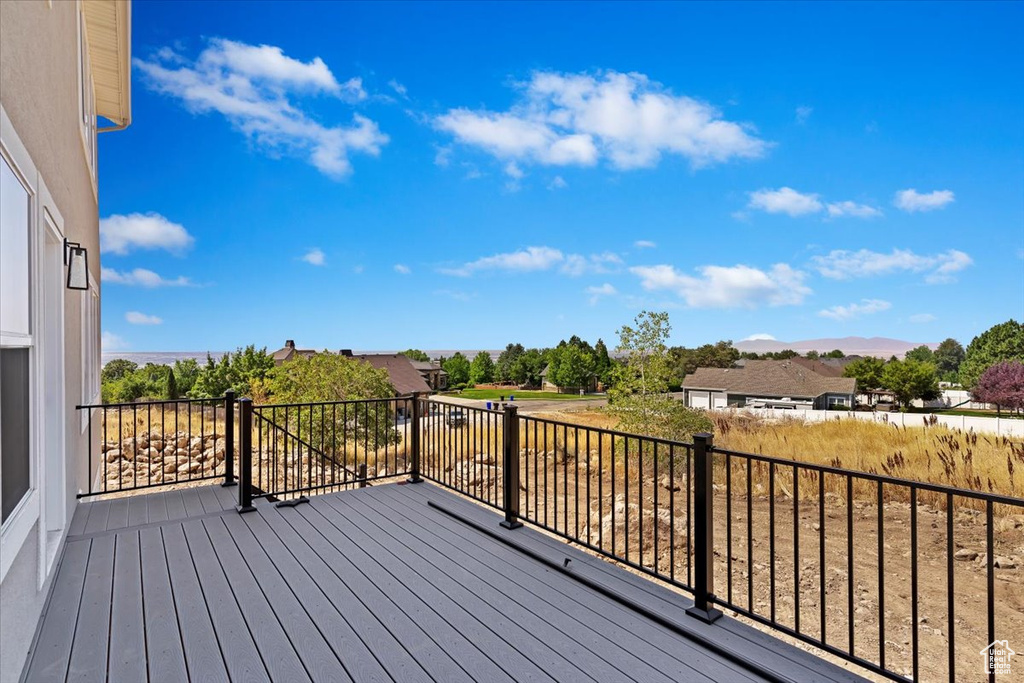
[100,431,226,487]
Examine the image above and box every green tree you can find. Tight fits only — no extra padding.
[905,345,935,364]
[843,356,886,392]
[470,351,495,384]
[933,338,965,379]
[495,343,525,383]
[959,320,1024,389]
[594,338,613,386]
[101,359,138,383]
[609,311,712,442]
[172,358,200,396]
[805,350,820,360]
[400,349,430,362]
[824,349,845,359]
[165,367,178,400]
[442,352,471,387]
[230,345,275,395]
[667,340,739,386]
[881,359,940,409]
[269,353,398,454]
[189,353,234,398]
[548,344,596,391]
[513,348,546,386]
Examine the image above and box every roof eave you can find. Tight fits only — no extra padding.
[83,0,132,130]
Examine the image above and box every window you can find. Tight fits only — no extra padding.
[77,1,97,184]
[81,284,100,410]
[1,154,33,525]
[828,396,848,408]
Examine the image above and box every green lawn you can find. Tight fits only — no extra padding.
[908,407,1024,420]
[443,388,602,401]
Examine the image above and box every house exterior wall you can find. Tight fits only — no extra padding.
[0,2,106,679]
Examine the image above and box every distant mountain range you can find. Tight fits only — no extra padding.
[735,336,935,358]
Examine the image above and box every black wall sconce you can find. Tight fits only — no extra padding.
[64,239,89,290]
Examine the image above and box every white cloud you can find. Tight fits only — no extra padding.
[388,79,408,98]
[102,267,192,288]
[135,39,387,178]
[125,311,163,325]
[893,188,954,212]
[826,201,882,218]
[909,313,937,323]
[352,264,364,274]
[634,240,657,249]
[102,331,129,351]
[434,145,452,167]
[504,161,525,179]
[301,248,326,266]
[440,246,620,278]
[818,299,892,321]
[435,70,768,172]
[630,262,810,309]
[560,252,623,277]
[433,289,475,302]
[742,333,777,341]
[100,212,194,255]
[586,283,617,305]
[441,246,565,277]
[748,187,823,216]
[812,248,973,283]
[394,264,411,275]
[547,175,568,190]
[795,106,813,124]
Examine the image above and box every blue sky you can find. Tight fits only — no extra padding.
[98,1,1024,353]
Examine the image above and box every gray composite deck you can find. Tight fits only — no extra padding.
[22,482,869,682]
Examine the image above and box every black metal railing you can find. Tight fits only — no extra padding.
[241,395,413,504]
[77,392,237,497]
[419,398,506,509]
[711,444,1024,683]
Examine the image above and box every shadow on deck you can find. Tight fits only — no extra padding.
[22,482,868,682]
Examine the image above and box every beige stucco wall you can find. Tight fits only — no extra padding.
[1,1,105,679]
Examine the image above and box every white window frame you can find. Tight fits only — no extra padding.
[76,0,98,195]
[81,277,100,424]
[828,396,849,408]
[1,107,41,582]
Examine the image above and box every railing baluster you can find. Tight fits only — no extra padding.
[223,390,235,486]
[500,404,522,530]
[236,398,254,513]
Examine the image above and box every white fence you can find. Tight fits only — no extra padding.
[718,407,1024,437]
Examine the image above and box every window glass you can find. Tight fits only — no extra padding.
[1,348,31,523]
[1,156,30,336]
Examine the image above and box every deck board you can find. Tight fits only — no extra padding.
[24,482,871,683]
[108,531,147,681]
[66,535,114,682]
[162,523,231,683]
[203,517,312,682]
[139,527,188,682]
[376,485,753,682]
[22,539,91,682]
[180,519,270,682]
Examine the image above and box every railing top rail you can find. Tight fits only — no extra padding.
[253,395,412,410]
[520,413,697,451]
[77,396,227,410]
[714,445,1024,507]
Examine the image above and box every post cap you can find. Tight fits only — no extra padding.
[692,432,713,443]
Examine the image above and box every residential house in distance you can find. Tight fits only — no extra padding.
[0,1,131,679]
[271,339,317,365]
[345,351,433,396]
[408,358,448,390]
[682,359,856,410]
[539,364,599,394]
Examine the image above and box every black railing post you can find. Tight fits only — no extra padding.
[500,404,523,530]
[222,390,236,487]
[408,393,423,483]
[686,432,723,623]
[236,398,256,513]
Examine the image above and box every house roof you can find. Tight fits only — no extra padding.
[83,0,132,129]
[408,360,447,376]
[351,354,432,395]
[271,345,316,362]
[682,360,855,399]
